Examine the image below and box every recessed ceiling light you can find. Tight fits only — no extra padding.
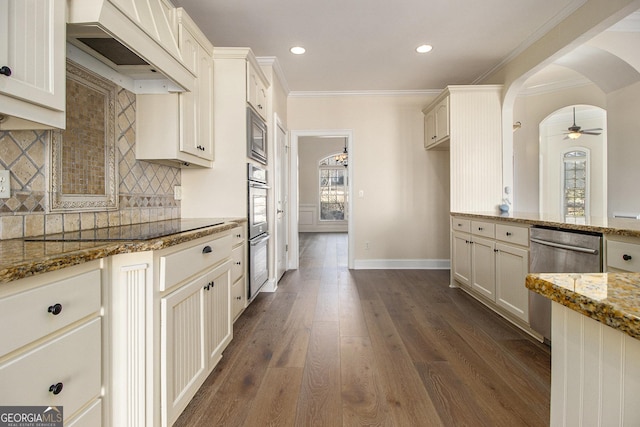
[416,44,433,54]
[290,46,306,55]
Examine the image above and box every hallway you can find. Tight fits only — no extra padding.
[175,232,551,426]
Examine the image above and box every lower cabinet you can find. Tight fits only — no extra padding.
[108,229,238,427]
[495,242,529,321]
[0,261,103,425]
[451,216,530,325]
[161,260,232,425]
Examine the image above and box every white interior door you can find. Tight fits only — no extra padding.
[275,120,289,281]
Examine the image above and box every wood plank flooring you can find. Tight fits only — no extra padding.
[175,232,551,426]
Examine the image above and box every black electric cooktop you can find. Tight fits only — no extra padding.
[24,219,225,242]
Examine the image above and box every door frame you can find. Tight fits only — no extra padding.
[289,129,354,269]
[274,113,289,281]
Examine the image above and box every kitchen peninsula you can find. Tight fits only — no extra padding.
[452,211,640,425]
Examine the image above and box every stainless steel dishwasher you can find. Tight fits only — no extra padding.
[529,226,602,343]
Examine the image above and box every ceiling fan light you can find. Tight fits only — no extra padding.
[568,131,581,140]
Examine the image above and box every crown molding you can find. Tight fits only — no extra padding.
[256,56,290,94]
[288,89,441,98]
[518,76,594,97]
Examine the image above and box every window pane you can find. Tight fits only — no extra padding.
[319,168,347,221]
[563,150,587,221]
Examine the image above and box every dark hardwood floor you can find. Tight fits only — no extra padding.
[175,232,551,426]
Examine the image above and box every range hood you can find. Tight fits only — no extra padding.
[67,0,194,92]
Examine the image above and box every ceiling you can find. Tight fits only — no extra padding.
[171,0,588,92]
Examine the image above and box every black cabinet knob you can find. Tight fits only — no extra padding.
[48,303,63,316]
[506,232,512,236]
[236,296,242,300]
[49,382,63,395]
[478,227,483,231]
[202,245,212,254]
[0,66,11,77]
[623,254,632,261]
[494,249,499,252]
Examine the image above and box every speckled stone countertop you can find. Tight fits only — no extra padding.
[0,218,246,284]
[526,273,640,340]
[451,211,640,237]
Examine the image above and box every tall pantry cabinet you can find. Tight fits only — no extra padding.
[181,48,270,218]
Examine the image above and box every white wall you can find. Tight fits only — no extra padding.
[288,94,450,266]
[607,81,640,216]
[513,84,606,212]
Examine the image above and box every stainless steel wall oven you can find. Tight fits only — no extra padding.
[248,164,269,300]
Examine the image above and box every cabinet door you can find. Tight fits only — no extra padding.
[231,277,246,321]
[161,275,207,424]
[247,63,267,119]
[471,237,496,300]
[495,243,529,322]
[205,264,232,367]
[0,0,65,127]
[424,110,436,148]
[452,231,471,287]
[435,96,449,143]
[196,48,214,161]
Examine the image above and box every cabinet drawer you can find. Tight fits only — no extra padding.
[0,269,101,357]
[231,245,244,283]
[67,398,102,427]
[160,234,232,291]
[0,318,101,418]
[495,224,529,247]
[231,226,245,247]
[452,218,471,233]
[471,221,495,238]
[607,240,640,272]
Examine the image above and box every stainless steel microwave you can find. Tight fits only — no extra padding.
[247,107,267,165]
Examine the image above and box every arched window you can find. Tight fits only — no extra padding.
[319,153,348,221]
[562,149,589,222]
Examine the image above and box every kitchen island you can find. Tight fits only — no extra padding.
[527,272,640,426]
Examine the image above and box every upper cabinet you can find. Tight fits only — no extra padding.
[424,85,503,212]
[423,95,449,150]
[0,0,66,129]
[247,60,269,120]
[136,8,214,168]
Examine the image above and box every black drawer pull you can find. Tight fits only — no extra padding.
[236,234,242,239]
[478,227,483,231]
[202,245,212,254]
[235,261,241,265]
[506,232,512,236]
[623,254,632,261]
[49,382,63,395]
[236,296,242,300]
[0,66,11,77]
[48,303,63,316]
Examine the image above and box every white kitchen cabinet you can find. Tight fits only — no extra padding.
[452,231,472,287]
[230,226,247,321]
[0,261,103,425]
[495,242,529,322]
[247,61,268,120]
[422,95,449,150]
[108,229,236,427]
[0,0,66,129]
[471,236,496,299]
[136,9,214,168]
[423,86,502,212]
[606,237,640,272]
[451,216,531,325]
[161,258,231,426]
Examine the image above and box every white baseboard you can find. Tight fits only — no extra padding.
[259,278,278,293]
[352,259,451,270]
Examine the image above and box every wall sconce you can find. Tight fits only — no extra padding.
[513,121,522,132]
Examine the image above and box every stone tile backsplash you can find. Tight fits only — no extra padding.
[0,84,181,239]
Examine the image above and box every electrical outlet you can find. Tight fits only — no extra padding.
[358,190,364,198]
[173,185,182,200]
[0,170,10,198]
[365,241,370,250]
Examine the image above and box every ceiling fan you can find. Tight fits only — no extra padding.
[564,107,603,140]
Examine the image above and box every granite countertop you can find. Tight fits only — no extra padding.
[526,273,640,340]
[0,218,246,284]
[451,211,640,238]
